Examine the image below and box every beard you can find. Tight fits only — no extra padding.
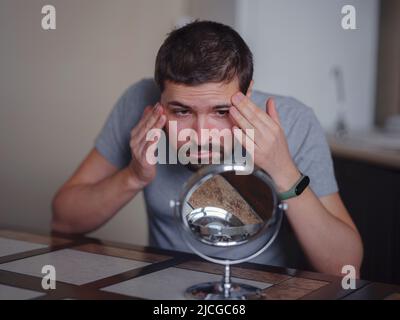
[184,143,234,172]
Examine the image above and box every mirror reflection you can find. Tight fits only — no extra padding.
[184,171,275,246]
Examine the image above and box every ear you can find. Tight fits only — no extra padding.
[246,80,254,98]
[266,98,281,125]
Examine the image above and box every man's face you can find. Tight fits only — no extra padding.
[160,79,240,168]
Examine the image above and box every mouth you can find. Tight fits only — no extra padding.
[187,151,225,165]
[193,150,215,157]
[188,151,212,158]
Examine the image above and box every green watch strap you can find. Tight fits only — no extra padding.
[278,173,310,201]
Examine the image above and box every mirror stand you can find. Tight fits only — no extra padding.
[175,164,283,300]
[184,264,261,300]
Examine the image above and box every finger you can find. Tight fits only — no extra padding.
[143,105,152,116]
[143,104,164,133]
[229,106,254,133]
[246,80,254,98]
[266,98,281,125]
[232,125,259,158]
[139,105,156,125]
[232,125,247,150]
[231,92,275,132]
[135,104,163,141]
[140,134,160,166]
[131,104,157,137]
[154,114,167,129]
[140,119,167,165]
[138,115,166,156]
[142,114,167,148]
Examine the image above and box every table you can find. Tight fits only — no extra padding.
[0,229,399,300]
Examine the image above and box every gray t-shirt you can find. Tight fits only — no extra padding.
[95,78,339,269]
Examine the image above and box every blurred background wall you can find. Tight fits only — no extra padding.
[0,0,387,248]
[236,0,379,131]
[0,0,187,245]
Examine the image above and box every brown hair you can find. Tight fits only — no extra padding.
[154,20,253,93]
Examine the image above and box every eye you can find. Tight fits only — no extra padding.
[173,109,191,117]
[215,109,229,117]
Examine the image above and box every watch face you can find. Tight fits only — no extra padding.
[295,176,310,195]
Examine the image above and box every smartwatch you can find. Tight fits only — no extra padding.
[278,173,310,201]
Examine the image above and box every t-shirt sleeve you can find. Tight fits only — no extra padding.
[94,78,160,169]
[287,100,339,198]
[94,90,131,169]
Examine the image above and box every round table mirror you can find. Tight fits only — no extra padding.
[171,164,285,300]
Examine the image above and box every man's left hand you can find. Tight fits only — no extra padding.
[229,90,301,192]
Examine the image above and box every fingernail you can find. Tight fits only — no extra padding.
[232,92,244,105]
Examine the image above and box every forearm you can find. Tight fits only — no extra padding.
[52,167,142,234]
[284,187,363,276]
[229,91,362,276]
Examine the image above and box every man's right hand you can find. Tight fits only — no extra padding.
[128,103,166,189]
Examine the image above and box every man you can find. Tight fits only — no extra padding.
[52,21,363,276]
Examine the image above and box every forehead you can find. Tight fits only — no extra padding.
[161,79,240,107]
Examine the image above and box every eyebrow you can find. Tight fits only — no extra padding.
[167,101,232,110]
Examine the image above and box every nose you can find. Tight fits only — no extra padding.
[193,115,213,145]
